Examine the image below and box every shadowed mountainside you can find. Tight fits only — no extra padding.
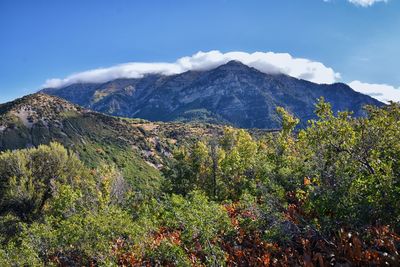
[42,60,383,129]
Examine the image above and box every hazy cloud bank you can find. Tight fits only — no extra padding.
[348,0,388,7]
[324,0,388,7]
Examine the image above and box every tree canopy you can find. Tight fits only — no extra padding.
[0,99,399,266]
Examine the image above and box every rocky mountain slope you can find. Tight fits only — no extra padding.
[42,60,383,129]
[0,93,225,194]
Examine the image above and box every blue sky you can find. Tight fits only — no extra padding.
[1,0,399,103]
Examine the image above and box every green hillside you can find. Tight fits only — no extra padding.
[0,93,225,198]
[0,94,399,266]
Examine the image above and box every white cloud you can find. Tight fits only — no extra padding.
[348,0,388,7]
[349,80,400,103]
[43,50,341,88]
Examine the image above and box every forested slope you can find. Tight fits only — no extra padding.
[0,96,399,266]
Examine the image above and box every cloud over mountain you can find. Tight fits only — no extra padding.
[43,51,341,88]
[349,81,400,103]
[43,50,400,103]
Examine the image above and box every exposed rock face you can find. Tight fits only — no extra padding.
[42,61,383,129]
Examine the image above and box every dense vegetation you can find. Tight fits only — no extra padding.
[0,98,399,266]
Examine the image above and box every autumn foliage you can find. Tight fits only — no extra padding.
[1,99,400,266]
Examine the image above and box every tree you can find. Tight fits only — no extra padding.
[0,143,94,222]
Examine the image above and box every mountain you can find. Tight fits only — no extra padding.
[42,60,383,129]
[0,93,224,195]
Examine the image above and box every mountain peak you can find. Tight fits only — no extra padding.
[0,93,84,128]
[215,60,253,71]
[0,93,81,114]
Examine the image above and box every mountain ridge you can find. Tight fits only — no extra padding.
[42,61,383,129]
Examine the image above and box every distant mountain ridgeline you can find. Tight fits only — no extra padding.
[42,60,383,129]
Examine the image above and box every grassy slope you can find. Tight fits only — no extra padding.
[0,94,226,195]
